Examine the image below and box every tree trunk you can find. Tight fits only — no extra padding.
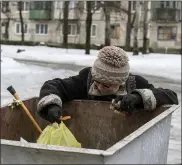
[1,2,10,40]
[103,2,111,46]
[4,18,10,40]
[142,1,151,54]
[63,1,69,48]
[125,1,132,51]
[133,1,141,55]
[18,1,24,43]
[85,2,92,55]
[181,1,182,55]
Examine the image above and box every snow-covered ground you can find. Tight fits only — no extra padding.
[1,45,181,81]
[1,45,181,164]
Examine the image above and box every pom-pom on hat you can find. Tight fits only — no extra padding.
[91,46,130,85]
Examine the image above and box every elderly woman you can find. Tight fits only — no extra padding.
[37,46,178,123]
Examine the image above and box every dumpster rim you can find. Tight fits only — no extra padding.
[1,105,178,156]
[1,97,112,156]
[1,98,180,156]
[1,139,111,156]
[106,104,180,154]
[1,96,120,107]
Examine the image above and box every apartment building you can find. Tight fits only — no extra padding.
[1,1,181,49]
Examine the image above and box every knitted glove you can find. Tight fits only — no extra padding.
[46,104,62,123]
[114,93,143,112]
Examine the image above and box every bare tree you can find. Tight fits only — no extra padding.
[85,2,92,54]
[102,1,135,48]
[133,1,141,55]
[63,1,70,48]
[103,2,111,46]
[1,1,10,40]
[181,1,182,55]
[85,1,101,54]
[142,1,151,54]
[84,1,140,54]
[125,1,133,51]
[103,1,130,46]
[103,1,137,50]
[18,1,24,43]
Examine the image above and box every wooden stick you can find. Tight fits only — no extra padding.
[7,86,42,134]
[60,116,71,121]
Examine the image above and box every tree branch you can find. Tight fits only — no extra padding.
[131,12,136,28]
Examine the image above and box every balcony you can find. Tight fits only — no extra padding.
[29,2,52,20]
[29,10,52,20]
[155,8,180,22]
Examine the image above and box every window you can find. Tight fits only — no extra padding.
[166,1,170,7]
[92,1,101,11]
[84,1,101,12]
[110,24,120,39]
[16,24,20,33]
[91,25,96,37]
[160,1,165,8]
[17,2,30,11]
[57,1,62,8]
[1,2,9,13]
[131,1,136,11]
[1,22,7,33]
[131,1,144,11]
[15,23,28,34]
[69,1,77,9]
[56,1,77,9]
[172,2,176,8]
[24,2,30,10]
[62,24,78,35]
[160,1,177,8]
[34,2,42,9]
[2,22,6,26]
[35,24,48,34]
[30,2,51,10]
[158,26,177,40]
[24,24,27,33]
[68,24,77,35]
[62,23,80,36]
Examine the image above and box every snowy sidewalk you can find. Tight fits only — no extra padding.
[1,45,181,81]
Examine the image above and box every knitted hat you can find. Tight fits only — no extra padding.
[91,46,130,85]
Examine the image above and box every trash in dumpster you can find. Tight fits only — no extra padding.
[37,122,81,148]
[20,137,28,143]
[6,86,81,148]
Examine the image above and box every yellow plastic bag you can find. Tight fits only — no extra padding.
[37,122,81,148]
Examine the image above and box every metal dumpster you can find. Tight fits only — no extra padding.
[0,97,179,164]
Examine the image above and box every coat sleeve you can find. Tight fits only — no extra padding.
[131,75,179,111]
[37,67,90,114]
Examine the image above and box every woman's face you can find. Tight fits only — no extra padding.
[93,80,120,95]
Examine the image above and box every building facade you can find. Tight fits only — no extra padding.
[1,1,181,49]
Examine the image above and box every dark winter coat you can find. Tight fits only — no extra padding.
[37,67,178,118]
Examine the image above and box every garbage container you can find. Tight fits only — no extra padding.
[1,97,179,164]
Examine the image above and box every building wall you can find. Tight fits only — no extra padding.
[150,22,181,49]
[1,1,181,50]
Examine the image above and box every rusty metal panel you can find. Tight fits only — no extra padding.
[60,100,168,150]
[1,98,38,142]
[104,115,172,164]
[1,97,169,150]
[1,97,179,164]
